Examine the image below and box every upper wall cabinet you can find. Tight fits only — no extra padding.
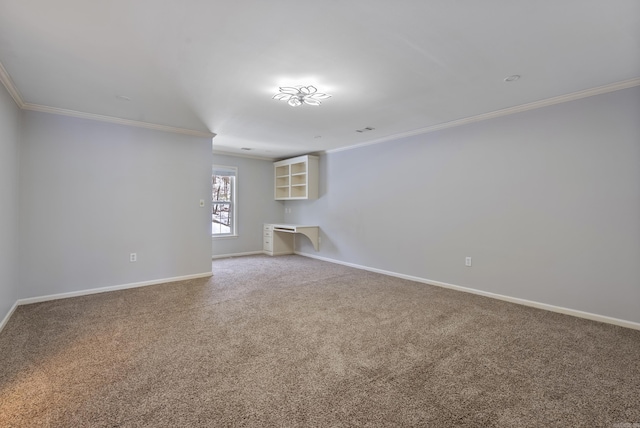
[274,155,319,200]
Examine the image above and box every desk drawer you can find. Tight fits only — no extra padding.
[263,230,273,238]
[263,238,273,251]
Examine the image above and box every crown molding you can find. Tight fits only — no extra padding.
[22,103,216,138]
[3,55,638,149]
[212,149,275,161]
[0,62,26,108]
[0,60,215,138]
[326,77,640,155]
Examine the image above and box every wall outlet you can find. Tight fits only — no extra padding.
[130,253,137,263]
[465,257,472,267]
[199,199,205,207]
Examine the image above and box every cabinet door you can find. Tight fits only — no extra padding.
[263,237,273,251]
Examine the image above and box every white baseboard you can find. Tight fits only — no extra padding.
[0,301,19,334]
[212,251,264,260]
[16,272,213,306]
[296,252,640,331]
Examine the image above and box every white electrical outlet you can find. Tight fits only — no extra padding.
[130,253,137,263]
[465,257,472,267]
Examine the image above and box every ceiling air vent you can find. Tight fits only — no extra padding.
[356,127,375,133]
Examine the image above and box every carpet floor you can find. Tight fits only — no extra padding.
[1,254,639,427]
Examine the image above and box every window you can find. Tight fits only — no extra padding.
[212,166,237,236]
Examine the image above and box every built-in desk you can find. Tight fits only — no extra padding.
[263,223,319,256]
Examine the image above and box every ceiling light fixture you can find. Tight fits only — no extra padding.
[273,86,331,107]
[504,75,521,82]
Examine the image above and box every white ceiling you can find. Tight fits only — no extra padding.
[1,1,639,159]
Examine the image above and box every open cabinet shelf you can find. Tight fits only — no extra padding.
[273,155,319,200]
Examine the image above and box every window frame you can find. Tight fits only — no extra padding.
[212,165,238,238]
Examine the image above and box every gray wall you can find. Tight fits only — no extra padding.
[0,84,20,322]
[211,153,283,257]
[18,111,213,299]
[287,87,640,324]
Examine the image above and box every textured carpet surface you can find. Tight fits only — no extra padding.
[1,255,639,427]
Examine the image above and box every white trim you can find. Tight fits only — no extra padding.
[212,251,264,260]
[22,103,215,138]
[4,54,637,154]
[16,272,212,306]
[212,164,238,237]
[296,252,640,331]
[0,60,215,138]
[0,62,25,108]
[325,78,640,155]
[213,150,275,161]
[0,301,19,334]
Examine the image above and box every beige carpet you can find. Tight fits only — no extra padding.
[1,255,639,427]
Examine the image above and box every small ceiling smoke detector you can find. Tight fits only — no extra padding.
[504,75,521,82]
[115,95,131,101]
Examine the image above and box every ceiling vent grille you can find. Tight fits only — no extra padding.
[356,127,375,133]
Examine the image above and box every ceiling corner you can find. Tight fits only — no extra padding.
[0,61,26,109]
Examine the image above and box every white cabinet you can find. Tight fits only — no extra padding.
[274,155,319,200]
[263,223,320,256]
[263,223,294,256]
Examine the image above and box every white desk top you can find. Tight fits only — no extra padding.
[265,223,320,251]
[271,224,318,230]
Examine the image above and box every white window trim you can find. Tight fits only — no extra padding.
[212,165,238,238]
